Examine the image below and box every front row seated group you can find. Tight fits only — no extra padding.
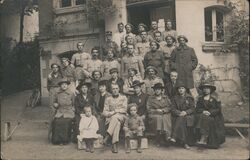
[50,75,225,154]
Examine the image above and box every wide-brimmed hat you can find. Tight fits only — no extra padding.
[50,63,60,69]
[76,81,92,91]
[131,80,145,88]
[199,83,216,92]
[128,67,138,74]
[58,78,70,86]
[149,41,160,49]
[177,35,188,43]
[125,23,134,29]
[109,68,119,74]
[138,23,148,30]
[165,35,176,43]
[152,83,165,89]
[145,66,158,74]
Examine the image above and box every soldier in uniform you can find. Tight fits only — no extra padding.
[102,31,119,60]
[103,84,128,153]
[121,44,144,79]
[135,31,151,58]
[148,21,159,40]
[135,23,154,43]
[123,23,136,43]
[71,42,91,81]
[102,49,120,80]
[83,47,103,80]
[113,22,126,50]
[162,19,178,41]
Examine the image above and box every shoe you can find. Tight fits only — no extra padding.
[103,134,110,145]
[112,143,118,153]
[184,144,191,150]
[90,140,94,153]
[169,138,176,143]
[196,135,208,145]
[125,138,131,153]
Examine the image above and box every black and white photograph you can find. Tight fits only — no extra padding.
[1,0,249,159]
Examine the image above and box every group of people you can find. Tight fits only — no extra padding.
[47,20,225,154]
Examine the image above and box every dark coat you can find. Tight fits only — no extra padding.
[195,96,225,148]
[144,50,165,78]
[170,45,198,89]
[73,93,96,142]
[171,94,195,144]
[94,92,111,114]
[128,92,149,116]
[107,77,124,93]
[164,80,177,100]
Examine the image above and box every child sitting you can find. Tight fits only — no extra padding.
[77,105,99,153]
[123,103,145,153]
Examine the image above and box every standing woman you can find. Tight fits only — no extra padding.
[73,81,96,142]
[146,83,172,146]
[51,79,75,145]
[195,83,225,149]
[171,82,195,149]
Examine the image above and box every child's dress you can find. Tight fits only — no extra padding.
[77,114,99,140]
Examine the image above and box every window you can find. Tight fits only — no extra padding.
[60,0,86,8]
[205,8,224,42]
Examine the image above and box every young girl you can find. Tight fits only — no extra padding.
[77,106,99,153]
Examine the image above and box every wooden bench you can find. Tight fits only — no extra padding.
[225,123,249,143]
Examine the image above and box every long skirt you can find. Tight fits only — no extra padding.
[148,113,171,136]
[52,117,72,144]
[172,116,195,145]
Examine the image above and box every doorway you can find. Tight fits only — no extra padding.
[127,0,176,34]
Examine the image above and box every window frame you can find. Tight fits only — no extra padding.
[53,0,86,14]
[204,7,225,43]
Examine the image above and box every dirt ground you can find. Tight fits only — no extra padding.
[1,91,249,160]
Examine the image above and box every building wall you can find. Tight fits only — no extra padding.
[1,11,39,42]
[175,0,242,103]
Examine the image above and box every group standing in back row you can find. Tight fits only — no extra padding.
[47,20,225,153]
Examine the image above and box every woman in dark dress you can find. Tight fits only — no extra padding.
[51,79,75,145]
[195,83,225,149]
[73,81,96,142]
[171,82,195,149]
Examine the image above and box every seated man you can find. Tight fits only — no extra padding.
[102,84,128,153]
[195,83,225,149]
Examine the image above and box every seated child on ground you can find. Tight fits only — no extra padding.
[77,105,99,153]
[123,103,145,153]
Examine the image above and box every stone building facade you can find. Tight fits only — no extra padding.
[38,0,248,104]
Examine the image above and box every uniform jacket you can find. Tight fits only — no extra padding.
[102,59,120,80]
[170,45,198,89]
[61,65,76,82]
[103,94,128,124]
[71,52,91,67]
[121,54,145,79]
[54,89,75,118]
[84,59,103,77]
